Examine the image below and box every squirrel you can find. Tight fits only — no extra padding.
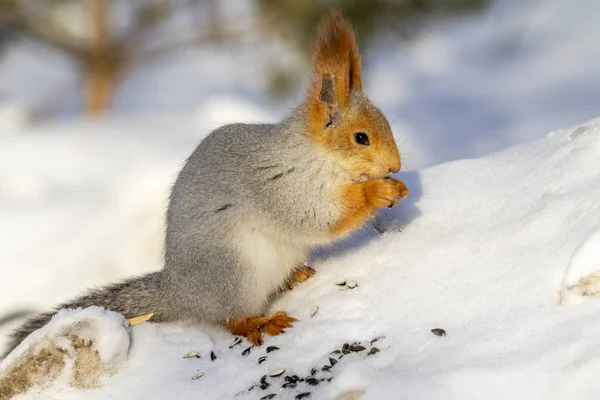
[4,10,408,355]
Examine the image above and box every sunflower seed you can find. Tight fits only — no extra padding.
[191,372,204,380]
[334,281,346,286]
[330,349,341,355]
[261,395,277,400]
[306,377,319,386]
[329,357,338,366]
[310,367,317,375]
[242,346,253,356]
[282,381,297,389]
[260,375,268,384]
[368,347,380,355]
[210,351,217,361]
[229,337,242,348]
[350,344,366,352]
[321,365,331,372]
[183,351,199,359]
[296,393,311,399]
[431,328,446,337]
[342,343,350,354]
[260,383,270,390]
[258,356,267,364]
[266,346,280,353]
[269,369,285,377]
[310,305,319,317]
[346,280,358,289]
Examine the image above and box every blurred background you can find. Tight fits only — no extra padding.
[1,0,600,349]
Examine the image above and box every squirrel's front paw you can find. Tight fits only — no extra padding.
[365,177,409,208]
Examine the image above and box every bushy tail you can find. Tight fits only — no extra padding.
[4,272,165,356]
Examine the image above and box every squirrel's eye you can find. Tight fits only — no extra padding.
[354,132,370,146]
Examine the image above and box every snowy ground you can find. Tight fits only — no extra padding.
[1,113,600,399]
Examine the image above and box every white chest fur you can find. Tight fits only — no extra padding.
[232,217,308,302]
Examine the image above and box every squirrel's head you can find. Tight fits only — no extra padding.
[305,10,401,182]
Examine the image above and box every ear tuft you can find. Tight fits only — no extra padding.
[310,9,362,106]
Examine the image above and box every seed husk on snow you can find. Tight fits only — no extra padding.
[350,344,366,352]
[328,357,338,366]
[431,328,447,337]
[183,351,199,359]
[321,365,331,372]
[310,305,319,317]
[334,281,346,286]
[266,346,280,353]
[268,369,285,377]
[346,280,358,289]
[229,337,242,348]
[368,347,380,355]
[341,343,350,354]
[306,377,319,386]
[260,394,277,400]
[260,375,268,384]
[191,372,204,380]
[258,356,267,364]
[330,349,341,355]
[242,346,253,356]
[260,383,270,390]
[370,336,385,345]
[296,393,311,399]
[210,351,217,361]
[310,367,317,375]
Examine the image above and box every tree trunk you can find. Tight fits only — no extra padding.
[85,0,113,115]
[85,58,118,115]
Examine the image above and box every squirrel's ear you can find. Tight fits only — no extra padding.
[308,10,362,128]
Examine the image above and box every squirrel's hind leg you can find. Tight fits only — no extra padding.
[227,311,297,346]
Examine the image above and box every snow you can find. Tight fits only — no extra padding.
[0,112,599,398]
[2,0,600,397]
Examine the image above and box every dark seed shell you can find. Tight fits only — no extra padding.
[261,395,277,400]
[242,346,253,356]
[368,347,380,355]
[370,336,385,345]
[282,382,297,389]
[330,350,341,355]
[327,377,333,382]
[258,356,267,364]
[431,328,446,337]
[296,393,311,399]
[210,351,217,361]
[306,377,319,386]
[260,383,271,390]
[229,337,242,348]
[248,384,258,391]
[310,368,317,375]
[260,375,268,384]
[268,369,285,377]
[342,343,350,354]
[266,346,280,353]
[328,357,338,366]
[350,344,366,352]
[321,365,331,372]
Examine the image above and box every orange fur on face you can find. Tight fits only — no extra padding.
[226,311,297,346]
[305,10,401,182]
[330,177,409,239]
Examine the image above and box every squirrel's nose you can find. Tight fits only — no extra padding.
[389,165,400,174]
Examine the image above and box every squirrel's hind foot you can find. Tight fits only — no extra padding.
[227,311,297,346]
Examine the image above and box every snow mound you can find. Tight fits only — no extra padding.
[560,229,600,304]
[0,307,130,399]
[0,116,599,399]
